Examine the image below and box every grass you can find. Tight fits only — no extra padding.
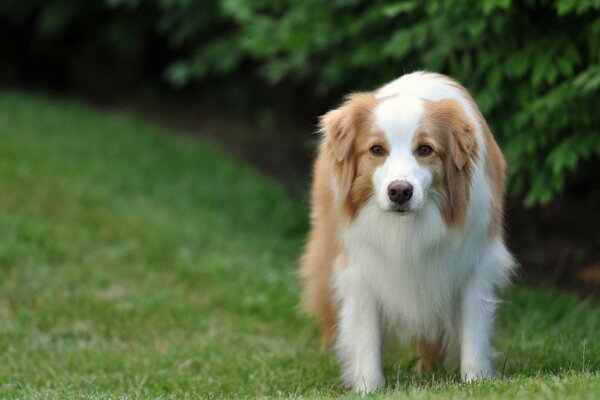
[0,91,598,399]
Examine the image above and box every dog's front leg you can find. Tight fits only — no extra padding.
[459,277,496,381]
[335,267,385,393]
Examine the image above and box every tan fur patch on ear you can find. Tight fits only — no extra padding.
[321,109,351,162]
[320,93,377,162]
[319,93,378,218]
[450,123,475,170]
[423,99,478,226]
[442,80,508,237]
[428,99,476,171]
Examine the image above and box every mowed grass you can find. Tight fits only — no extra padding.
[0,92,598,399]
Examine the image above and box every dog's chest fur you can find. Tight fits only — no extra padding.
[338,167,492,341]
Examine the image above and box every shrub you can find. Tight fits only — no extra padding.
[1,0,598,205]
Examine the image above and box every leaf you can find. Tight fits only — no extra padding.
[482,0,512,15]
[382,1,418,18]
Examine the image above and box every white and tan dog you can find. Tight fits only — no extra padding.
[300,71,516,393]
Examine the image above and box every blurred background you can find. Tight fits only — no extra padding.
[0,0,598,289]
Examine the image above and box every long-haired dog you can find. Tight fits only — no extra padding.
[300,72,516,393]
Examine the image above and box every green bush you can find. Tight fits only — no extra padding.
[1,0,599,205]
[171,0,600,206]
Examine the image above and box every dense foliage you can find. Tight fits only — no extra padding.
[1,0,598,205]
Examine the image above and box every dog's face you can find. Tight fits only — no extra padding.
[371,95,435,214]
[322,93,477,225]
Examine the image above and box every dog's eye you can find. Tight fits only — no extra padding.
[416,145,433,157]
[370,145,385,156]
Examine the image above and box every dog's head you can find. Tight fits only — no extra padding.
[321,93,478,226]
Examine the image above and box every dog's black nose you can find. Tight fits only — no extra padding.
[387,180,413,204]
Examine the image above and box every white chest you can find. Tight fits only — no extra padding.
[340,200,484,338]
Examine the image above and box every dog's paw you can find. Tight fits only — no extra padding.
[461,365,493,382]
[352,373,385,395]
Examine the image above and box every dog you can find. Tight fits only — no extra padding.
[300,71,516,393]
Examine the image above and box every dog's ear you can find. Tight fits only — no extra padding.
[449,121,475,171]
[320,108,352,162]
[319,93,376,217]
[319,93,376,162]
[428,99,478,226]
[428,99,476,171]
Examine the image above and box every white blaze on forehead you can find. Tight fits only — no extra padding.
[375,71,483,150]
[374,94,424,148]
[372,94,431,212]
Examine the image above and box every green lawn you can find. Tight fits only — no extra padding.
[0,92,598,399]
